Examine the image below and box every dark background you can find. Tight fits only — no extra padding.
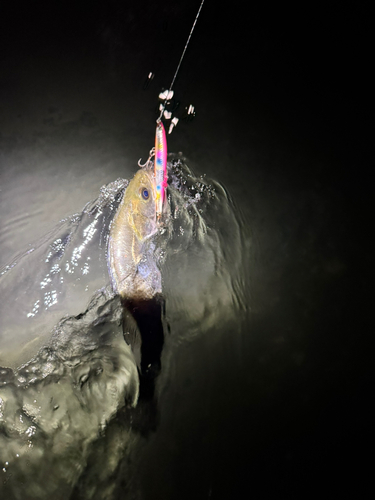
[0,1,371,497]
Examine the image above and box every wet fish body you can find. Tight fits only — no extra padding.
[108,167,162,301]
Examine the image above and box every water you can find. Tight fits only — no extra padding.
[0,178,127,368]
[0,157,250,499]
[0,2,368,497]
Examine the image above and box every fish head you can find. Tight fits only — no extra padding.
[108,166,163,300]
[124,167,157,241]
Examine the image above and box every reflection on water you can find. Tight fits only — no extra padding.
[0,155,250,499]
[0,177,128,369]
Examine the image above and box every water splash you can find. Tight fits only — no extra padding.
[160,156,248,343]
[0,178,128,369]
[0,288,139,499]
[0,154,250,499]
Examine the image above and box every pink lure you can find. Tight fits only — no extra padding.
[154,121,168,219]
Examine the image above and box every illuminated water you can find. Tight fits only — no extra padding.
[0,157,250,499]
[1,2,365,497]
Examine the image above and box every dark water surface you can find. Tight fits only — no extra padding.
[0,1,370,498]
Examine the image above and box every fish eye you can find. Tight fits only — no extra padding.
[141,187,149,200]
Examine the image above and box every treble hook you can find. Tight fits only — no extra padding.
[138,147,155,168]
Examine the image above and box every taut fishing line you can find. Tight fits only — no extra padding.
[158,0,206,122]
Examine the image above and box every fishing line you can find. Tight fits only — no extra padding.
[157,0,205,122]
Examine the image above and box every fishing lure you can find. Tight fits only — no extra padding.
[145,0,205,220]
[154,120,167,220]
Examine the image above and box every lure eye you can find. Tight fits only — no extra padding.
[141,187,149,200]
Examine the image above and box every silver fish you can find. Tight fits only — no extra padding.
[108,167,162,301]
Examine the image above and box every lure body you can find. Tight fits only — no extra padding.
[154,121,168,219]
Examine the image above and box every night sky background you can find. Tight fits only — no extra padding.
[0,1,371,498]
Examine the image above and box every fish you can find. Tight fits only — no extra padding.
[108,166,162,302]
[108,165,165,389]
